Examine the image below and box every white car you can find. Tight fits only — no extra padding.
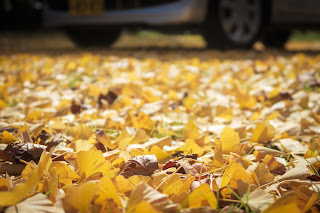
[43,0,320,49]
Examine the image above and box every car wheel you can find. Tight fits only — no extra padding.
[66,29,121,48]
[262,31,291,48]
[202,0,263,49]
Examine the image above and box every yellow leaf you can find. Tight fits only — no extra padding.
[0,99,6,110]
[263,154,285,172]
[183,96,196,111]
[220,127,241,154]
[216,105,233,121]
[177,139,205,156]
[72,139,95,152]
[116,175,132,194]
[183,120,200,140]
[50,120,66,132]
[188,183,217,209]
[261,191,299,213]
[0,151,51,207]
[133,200,161,213]
[95,129,117,149]
[0,178,11,191]
[297,185,319,212]
[0,131,17,143]
[96,176,122,207]
[167,90,179,101]
[126,182,176,213]
[67,124,93,141]
[221,161,254,191]
[125,111,139,128]
[251,121,275,143]
[127,175,151,189]
[0,84,8,101]
[137,112,155,131]
[105,117,124,130]
[149,146,171,164]
[251,163,274,186]
[87,85,104,97]
[236,90,257,109]
[212,138,224,168]
[76,150,112,180]
[49,162,79,185]
[117,128,135,148]
[129,129,150,144]
[26,111,43,122]
[162,173,183,196]
[62,182,97,213]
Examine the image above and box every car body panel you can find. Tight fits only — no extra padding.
[43,0,207,27]
[271,0,320,24]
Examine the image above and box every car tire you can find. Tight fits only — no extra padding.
[202,0,263,49]
[66,29,121,48]
[262,31,291,48]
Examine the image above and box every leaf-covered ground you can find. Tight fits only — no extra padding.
[0,32,320,212]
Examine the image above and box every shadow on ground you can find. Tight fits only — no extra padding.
[1,30,320,60]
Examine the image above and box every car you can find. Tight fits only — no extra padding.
[42,0,320,49]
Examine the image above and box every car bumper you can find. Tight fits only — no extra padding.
[43,0,207,27]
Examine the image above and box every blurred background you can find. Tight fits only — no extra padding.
[2,0,320,52]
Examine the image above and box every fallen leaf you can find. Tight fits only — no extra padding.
[76,150,112,180]
[5,193,62,213]
[0,151,51,207]
[126,182,177,213]
[62,182,96,213]
[96,176,122,207]
[251,122,275,143]
[187,183,217,209]
[220,127,241,154]
[120,154,159,178]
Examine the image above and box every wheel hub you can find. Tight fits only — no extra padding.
[218,0,261,44]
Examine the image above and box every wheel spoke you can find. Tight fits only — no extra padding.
[219,0,261,44]
[221,18,236,33]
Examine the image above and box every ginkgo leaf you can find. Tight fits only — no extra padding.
[0,151,51,207]
[221,160,254,191]
[115,175,132,194]
[66,124,93,141]
[187,183,217,209]
[132,200,161,213]
[96,176,122,207]
[0,131,17,144]
[49,162,79,185]
[5,193,62,213]
[62,182,97,213]
[250,163,275,186]
[183,120,200,140]
[220,127,241,154]
[216,105,233,121]
[95,129,117,149]
[127,175,152,189]
[72,139,94,152]
[129,129,150,144]
[251,121,275,143]
[76,150,112,180]
[0,178,11,191]
[263,155,285,173]
[261,191,299,213]
[247,188,275,212]
[177,139,205,156]
[126,182,177,213]
[137,112,155,130]
[149,145,171,164]
[161,173,183,195]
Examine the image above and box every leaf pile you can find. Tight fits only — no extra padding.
[0,52,320,212]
